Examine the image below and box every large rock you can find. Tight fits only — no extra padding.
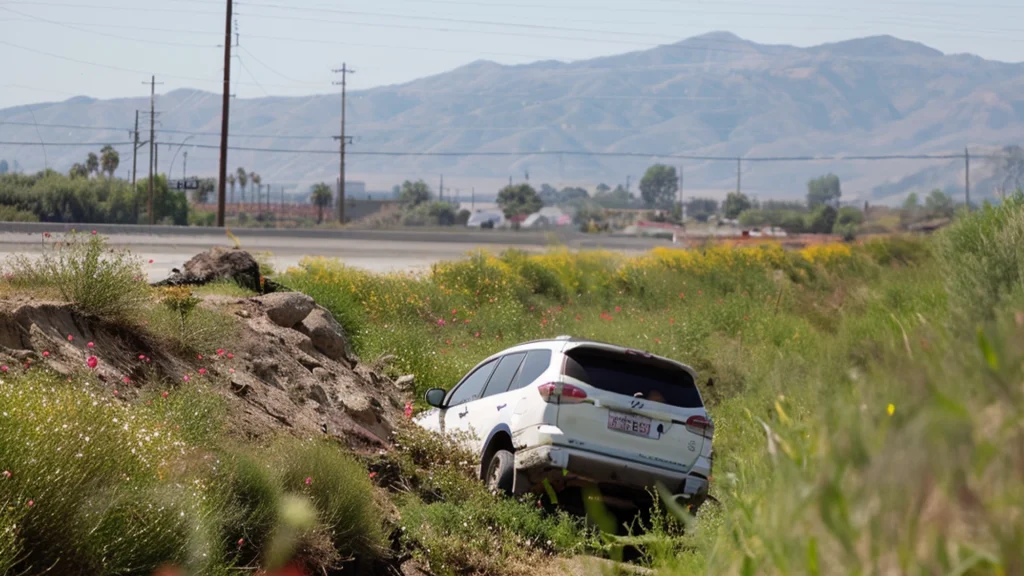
[154,247,280,293]
[298,308,355,365]
[258,292,315,328]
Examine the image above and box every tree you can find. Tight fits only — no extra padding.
[595,183,611,194]
[251,173,261,208]
[496,183,542,219]
[227,174,236,204]
[808,205,838,234]
[310,183,333,224]
[69,163,89,179]
[192,178,216,204]
[236,168,248,204]
[85,153,99,177]
[0,160,8,176]
[723,191,753,219]
[539,183,559,205]
[836,206,864,227]
[100,145,119,179]
[399,180,431,206]
[686,197,719,222]
[924,189,954,218]
[559,187,589,202]
[807,174,842,209]
[638,164,678,208]
[995,145,1024,195]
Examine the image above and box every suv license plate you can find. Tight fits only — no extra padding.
[608,411,654,437]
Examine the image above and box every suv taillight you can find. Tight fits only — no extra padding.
[686,415,714,439]
[538,382,588,404]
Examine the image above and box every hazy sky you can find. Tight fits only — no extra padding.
[1,0,1022,109]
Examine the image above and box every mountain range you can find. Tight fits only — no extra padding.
[1,32,1022,203]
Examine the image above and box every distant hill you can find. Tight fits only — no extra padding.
[1,32,1022,203]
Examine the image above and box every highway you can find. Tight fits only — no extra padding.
[0,223,670,282]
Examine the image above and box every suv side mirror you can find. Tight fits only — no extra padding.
[424,388,447,408]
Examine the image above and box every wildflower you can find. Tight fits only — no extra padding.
[305,477,312,485]
[217,349,225,356]
[198,368,207,375]
[451,309,458,315]
[197,354,203,360]
[226,353,234,359]
[87,342,95,349]
[113,390,119,396]
[42,351,50,357]
[162,391,169,398]
[67,334,74,342]
[887,404,895,416]
[237,538,245,548]
[26,500,33,507]
[139,354,147,360]
[91,230,97,235]
[43,232,51,238]
[369,472,378,479]
[229,368,235,374]
[615,306,622,313]
[183,375,190,382]
[2,471,10,479]
[654,338,661,344]
[0,366,7,372]
[437,318,446,326]
[404,402,413,419]
[123,376,131,384]
[86,356,98,369]
[669,318,675,325]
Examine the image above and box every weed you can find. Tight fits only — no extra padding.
[3,231,148,319]
[146,286,237,354]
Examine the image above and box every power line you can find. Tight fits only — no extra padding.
[0,140,975,161]
[0,6,220,48]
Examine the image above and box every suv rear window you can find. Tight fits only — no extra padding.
[562,347,703,408]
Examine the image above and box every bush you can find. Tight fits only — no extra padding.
[937,192,1024,324]
[3,232,149,319]
[145,286,237,354]
[807,205,838,234]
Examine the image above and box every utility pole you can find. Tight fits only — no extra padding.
[471,187,475,210]
[439,174,444,202]
[183,151,188,181]
[131,110,140,189]
[332,63,354,224]
[216,0,233,227]
[143,76,162,225]
[736,158,742,195]
[965,147,971,211]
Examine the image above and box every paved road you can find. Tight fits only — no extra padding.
[0,223,680,282]
[0,232,557,282]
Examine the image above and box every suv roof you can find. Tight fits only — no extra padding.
[493,337,699,379]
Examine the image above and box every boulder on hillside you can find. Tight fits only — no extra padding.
[257,292,315,328]
[154,247,281,293]
[298,308,356,367]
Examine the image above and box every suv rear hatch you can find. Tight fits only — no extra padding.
[548,345,711,474]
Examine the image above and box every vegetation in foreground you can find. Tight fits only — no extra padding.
[2,195,1023,574]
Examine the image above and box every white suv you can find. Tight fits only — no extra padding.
[416,337,713,509]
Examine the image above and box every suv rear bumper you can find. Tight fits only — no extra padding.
[512,444,709,502]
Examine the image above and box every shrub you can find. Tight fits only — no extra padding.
[807,205,838,234]
[3,232,149,319]
[937,192,1024,324]
[146,286,237,354]
[273,440,388,566]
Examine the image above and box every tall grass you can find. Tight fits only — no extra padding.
[3,231,149,319]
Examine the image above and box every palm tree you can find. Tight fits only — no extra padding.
[100,145,120,179]
[251,173,261,212]
[236,168,248,207]
[85,153,99,177]
[227,174,236,205]
[310,183,333,224]
[69,163,88,179]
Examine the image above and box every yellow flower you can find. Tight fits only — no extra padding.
[887,403,895,416]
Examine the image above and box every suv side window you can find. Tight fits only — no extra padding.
[510,350,552,391]
[481,353,527,398]
[447,359,497,407]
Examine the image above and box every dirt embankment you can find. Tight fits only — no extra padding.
[0,248,411,451]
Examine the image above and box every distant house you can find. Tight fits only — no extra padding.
[466,209,505,228]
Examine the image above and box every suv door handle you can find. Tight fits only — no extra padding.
[459,408,469,419]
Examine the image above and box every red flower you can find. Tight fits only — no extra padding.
[369,472,378,479]
[0,366,7,373]
[451,309,458,315]
[162,391,169,398]
[91,230,97,235]
[183,375,190,382]
[26,500,33,507]
[679,293,685,299]
[197,355,203,360]
[42,351,50,357]
[198,368,207,375]
[474,332,480,338]
[226,353,234,360]
[87,342,95,349]
[113,390,119,396]
[67,334,74,342]
[437,318,446,326]
[305,477,312,485]
[2,470,10,479]
[148,259,154,264]
[669,318,675,325]
[217,349,225,356]
[464,319,470,325]
[614,306,621,313]
[654,338,661,344]
[229,368,235,374]
[237,538,245,548]
[86,356,98,369]
[123,376,131,384]
[139,354,147,360]
[404,402,413,419]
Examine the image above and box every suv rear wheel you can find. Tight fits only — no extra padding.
[485,450,515,495]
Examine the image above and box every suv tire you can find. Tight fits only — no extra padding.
[485,449,515,495]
